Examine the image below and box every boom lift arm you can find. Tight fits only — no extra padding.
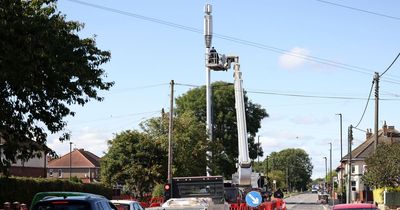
[208,54,259,188]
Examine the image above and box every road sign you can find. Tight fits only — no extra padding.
[245,191,262,207]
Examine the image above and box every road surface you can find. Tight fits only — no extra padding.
[284,192,329,210]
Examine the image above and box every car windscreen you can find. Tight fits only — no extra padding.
[33,200,91,210]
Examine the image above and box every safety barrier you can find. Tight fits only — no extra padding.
[229,200,286,210]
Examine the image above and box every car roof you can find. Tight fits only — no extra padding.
[30,192,104,210]
[40,195,104,202]
[333,203,377,209]
[110,200,140,205]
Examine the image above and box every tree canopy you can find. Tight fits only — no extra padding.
[263,148,313,191]
[101,111,208,196]
[175,81,268,178]
[100,130,166,197]
[0,0,113,174]
[362,143,400,188]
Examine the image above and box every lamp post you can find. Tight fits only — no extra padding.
[324,156,327,191]
[330,142,333,203]
[336,114,343,159]
[257,136,260,164]
[69,142,72,180]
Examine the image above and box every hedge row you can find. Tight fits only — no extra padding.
[0,176,113,207]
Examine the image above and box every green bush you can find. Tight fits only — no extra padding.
[0,176,113,207]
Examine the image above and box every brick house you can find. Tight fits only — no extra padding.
[0,136,48,177]
[47,148,101,183]
[337,122,400,203]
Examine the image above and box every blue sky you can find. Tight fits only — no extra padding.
[48,0,400,179]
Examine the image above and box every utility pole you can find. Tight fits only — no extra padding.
[330,142,333,203]
[168,80,174,186]
[323,157,327,191]
[374,72,379,151]
[347,125,353,203]
[336,114,343,159]
[204,4,213,176]
[257,136,260,164]
[69,142,72,180]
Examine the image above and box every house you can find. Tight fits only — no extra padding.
[0,136,48,178]
[337,122,400,203]
[47,148,101,183]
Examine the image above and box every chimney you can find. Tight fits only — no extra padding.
[366,129,372,139]
[383,121,388,137]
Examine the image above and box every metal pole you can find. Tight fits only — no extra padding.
[324,157,327,191]
[168,80,174,185]
[257,136,260,164]
[336,113,343,159]
[204,4,213,176]
[336,113,343,200]
[330,142,333,204]
[69,142,72,180]
[374,72,379,151]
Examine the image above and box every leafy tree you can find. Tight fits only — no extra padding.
[362,143,400,188]
[0,0,113,174]
[100,130,166,198]
[140,110,208,177]
[267,170,286,189]
[175,81,268,178]
[264,148,313,191]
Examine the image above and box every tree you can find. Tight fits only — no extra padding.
[140,110,208,177]
[264,149,313,191]
[0,0,113,174]
[100,130,166,197]
[362,143,400,188]
[175,81,268,178]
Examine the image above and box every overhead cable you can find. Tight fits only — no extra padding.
[65,0,400,79]
[353,81,374,128]
[315,0,400,21]
[380,52,400,77]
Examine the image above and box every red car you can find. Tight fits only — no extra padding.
[333,203,378,210]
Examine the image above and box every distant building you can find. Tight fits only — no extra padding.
[337,122,400,203]
[47,148,101,183]
[0,136,48,178]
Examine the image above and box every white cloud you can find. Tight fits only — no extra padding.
[278,47,310,69]
[47,127,112,157]
[291,115,329,125]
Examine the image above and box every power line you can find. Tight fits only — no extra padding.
[380,52,400,77]
[315,0,400,21]
[64,0,400,80]
[175,82,400,101]
[111,83,169,93]
[353,81,374,128]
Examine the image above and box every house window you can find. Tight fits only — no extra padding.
[351,181,356,191]
[49,169,53,177]
[351,165,356,174]
[58,169,62,178]
[363,165,367,174]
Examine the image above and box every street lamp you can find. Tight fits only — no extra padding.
[323,156,327,191]
[329,142,333,202]
[336,114,343,159]
[69,142,72,180]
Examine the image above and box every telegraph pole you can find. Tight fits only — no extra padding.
[69,142,72,180]
[347,125,353,203]
[204,4,213,176]
[168,80,174,185]
[374,72,379,151]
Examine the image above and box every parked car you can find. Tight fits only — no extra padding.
[333,203,378,210]
[30,192,101,210]
[110,200,144,210]
[31,193,117,210]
